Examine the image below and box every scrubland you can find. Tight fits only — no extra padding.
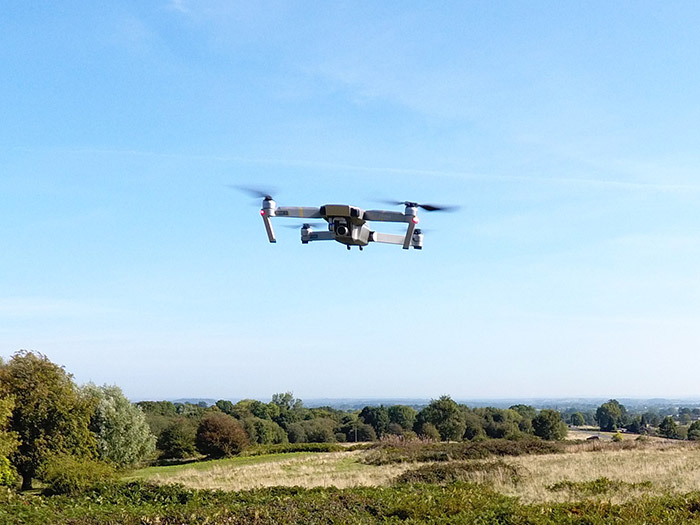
[6,438,700,523]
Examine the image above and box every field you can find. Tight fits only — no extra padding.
[6,438,700,523]
[130,438,700,504]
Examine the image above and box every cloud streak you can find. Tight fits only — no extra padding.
[29,146,700,194]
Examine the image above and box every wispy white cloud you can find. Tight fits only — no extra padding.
[38,146,700,194]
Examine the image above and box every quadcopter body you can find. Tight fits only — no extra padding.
[259,197,437,250]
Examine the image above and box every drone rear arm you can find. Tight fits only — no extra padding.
[274,207,322,218]
[363,210,410,222]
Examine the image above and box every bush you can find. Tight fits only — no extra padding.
[157,418,197,459]
[395,460,521,485]
[363,438,563,465]
[40,454,116,495]
[241,442,344,456]
[196,413,248,458]
[0,456,17,488]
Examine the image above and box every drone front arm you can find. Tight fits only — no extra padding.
[274,206,322,218]
[370,232,405,245]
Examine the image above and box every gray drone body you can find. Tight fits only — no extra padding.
[260,198,425,250]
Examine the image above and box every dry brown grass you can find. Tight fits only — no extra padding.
[141,439,700,504]
[148,450,414,491]
[494,440,700,503]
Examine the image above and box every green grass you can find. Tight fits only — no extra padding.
[127,451,316,480]
[5,480,700,524]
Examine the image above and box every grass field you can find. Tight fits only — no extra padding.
[131,450,415,490]
[7,439,700,523]
[130,438,700,504]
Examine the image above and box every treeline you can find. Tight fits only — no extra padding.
[583,399,700,440]
[136,394,569,460]
[0,351,155,491]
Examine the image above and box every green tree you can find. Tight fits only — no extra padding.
[687,421,700,441]
[195,413,248,458]
[270,392,306,428]
[387,405,417,431]
[509,404,537,420]
[215,399,235,416]
[595,400,626,432]
[156,418,197,459]
[462,410,486,440]
[532,409,568,440]
[0,351,96,490]
[359,406,390,438]
[415,396,466,441]
[569,412,585,426]
[83,384,156,468]
[0,394,19,487]
[658,416,679,439]
[243,417,288,445]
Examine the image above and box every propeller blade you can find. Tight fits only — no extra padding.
[229,185,277,200]
[281,222,327,229]
[378,199,460,212]
[418,204,460,212]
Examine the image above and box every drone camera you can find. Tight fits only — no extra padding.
[333,218,350,236]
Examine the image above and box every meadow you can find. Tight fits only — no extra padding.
[5,438,700,523]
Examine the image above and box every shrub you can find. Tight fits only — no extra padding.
[157,418,197,459]
[241,442,344,456]
[395,460,521,485]
[40,454,116,495]
[196,413,248,458]
[0,456,17,488]
[611,432,623,442]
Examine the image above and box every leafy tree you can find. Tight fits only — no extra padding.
[175,402,206,418]
[157,418,197,459]
[82,384,156,468]
[642,411,661,427]
[340,417,376,442]
[233,399,277,420]
[301,418,337,443]
[270,392,306,428]
[0,351,96,490]
[415,396,466,441]
[271,392,303,412]
[625,415,644,434]
[688,421,700,441]
[532,410,568,440]
[658,416,680,439]
[595,400,626,432]
[478,408,523,439]
[418,422,441,440]
[388,405,417,431]
[463,410,486,441]
[286,422,307,443]
[359,406,390,438]
[0,394,19,487]
[509,405,537,420]
[195,413,248,458]
[136,401,177,417]
[242,417,288,445]
[215,399,235,416]
[569,412,585,426]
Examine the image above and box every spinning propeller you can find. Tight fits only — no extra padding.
[231,186,276,201]
[380,200,460,212]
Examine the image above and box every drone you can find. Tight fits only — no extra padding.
[241,188,457,251]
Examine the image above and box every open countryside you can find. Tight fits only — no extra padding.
[4,352,700,522]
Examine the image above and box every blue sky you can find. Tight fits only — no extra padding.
[2,1,699,401]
